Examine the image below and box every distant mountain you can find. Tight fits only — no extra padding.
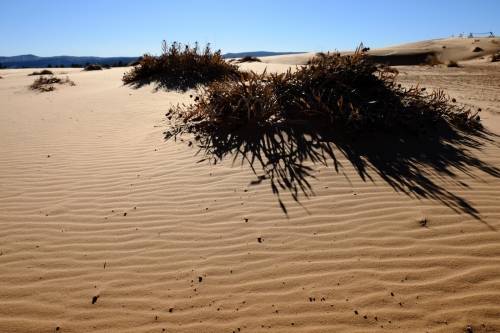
[222,51,304,59]
[0,51,303,69]
[0,55,139,68]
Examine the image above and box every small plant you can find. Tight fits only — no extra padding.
[123,41,240,91]
[28,69,54,76]
[30,76,75,92]
[491,52,500,62]
[84,64,103,71]
[447,60,460,67]
[238,56,261,63]
[472,47,484,53]
[418,218,428,227]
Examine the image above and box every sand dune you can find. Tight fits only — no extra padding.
[1,40,500,332]
[259,37,500,66]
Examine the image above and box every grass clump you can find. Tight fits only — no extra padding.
[167,48,480,139]
[238,56,261,63]
[30,76,75,92]
[447,60,460,67]
[123,41,240,91]
[28,69,54,76]
[84,64,103,71]
[491,52,500,62]
[164,47,487,215]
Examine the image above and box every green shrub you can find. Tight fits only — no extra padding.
[123,41,240,91]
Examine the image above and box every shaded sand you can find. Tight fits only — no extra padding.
[1,43,500,332]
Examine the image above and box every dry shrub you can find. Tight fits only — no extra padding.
[238,56,261,63]
[166,48,480,139]
[28,69,53,76]
[165,48,486,214]
[123,41,240,91]
[472,47,484,53]
[447,60,460,67]
[491,52,500,62]
[84,64,103,71]
[30,76,75,92]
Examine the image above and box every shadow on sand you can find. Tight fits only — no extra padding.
[166,123,500,223]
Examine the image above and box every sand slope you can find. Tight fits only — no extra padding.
[259,37,500,66]
[1,50,500,332]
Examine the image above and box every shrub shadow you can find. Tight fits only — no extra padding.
[169,124,500,223]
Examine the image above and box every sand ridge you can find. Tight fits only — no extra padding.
[1,40,500,332]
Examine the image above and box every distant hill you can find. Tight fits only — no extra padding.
[222,51,304,59]
[0,51,303,69]
[0,55,139,68]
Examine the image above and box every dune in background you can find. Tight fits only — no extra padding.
[257,37,500,66]
[1,38,500,333]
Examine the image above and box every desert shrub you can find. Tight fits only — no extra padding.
[123,41,240,91]
[84,64,103,71]
[30,76,75,92]
[447,60,460,67]
[166,49,481,141]
[165,48,484,213]
[491,52,500,62]
[28,69,53,76]
[238,56,261,63]
[472,47,484,53]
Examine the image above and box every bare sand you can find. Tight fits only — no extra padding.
[1,38,500,333]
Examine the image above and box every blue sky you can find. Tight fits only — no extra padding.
[1,0,499,57]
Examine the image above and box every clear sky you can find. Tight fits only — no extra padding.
[1,0,499,57]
